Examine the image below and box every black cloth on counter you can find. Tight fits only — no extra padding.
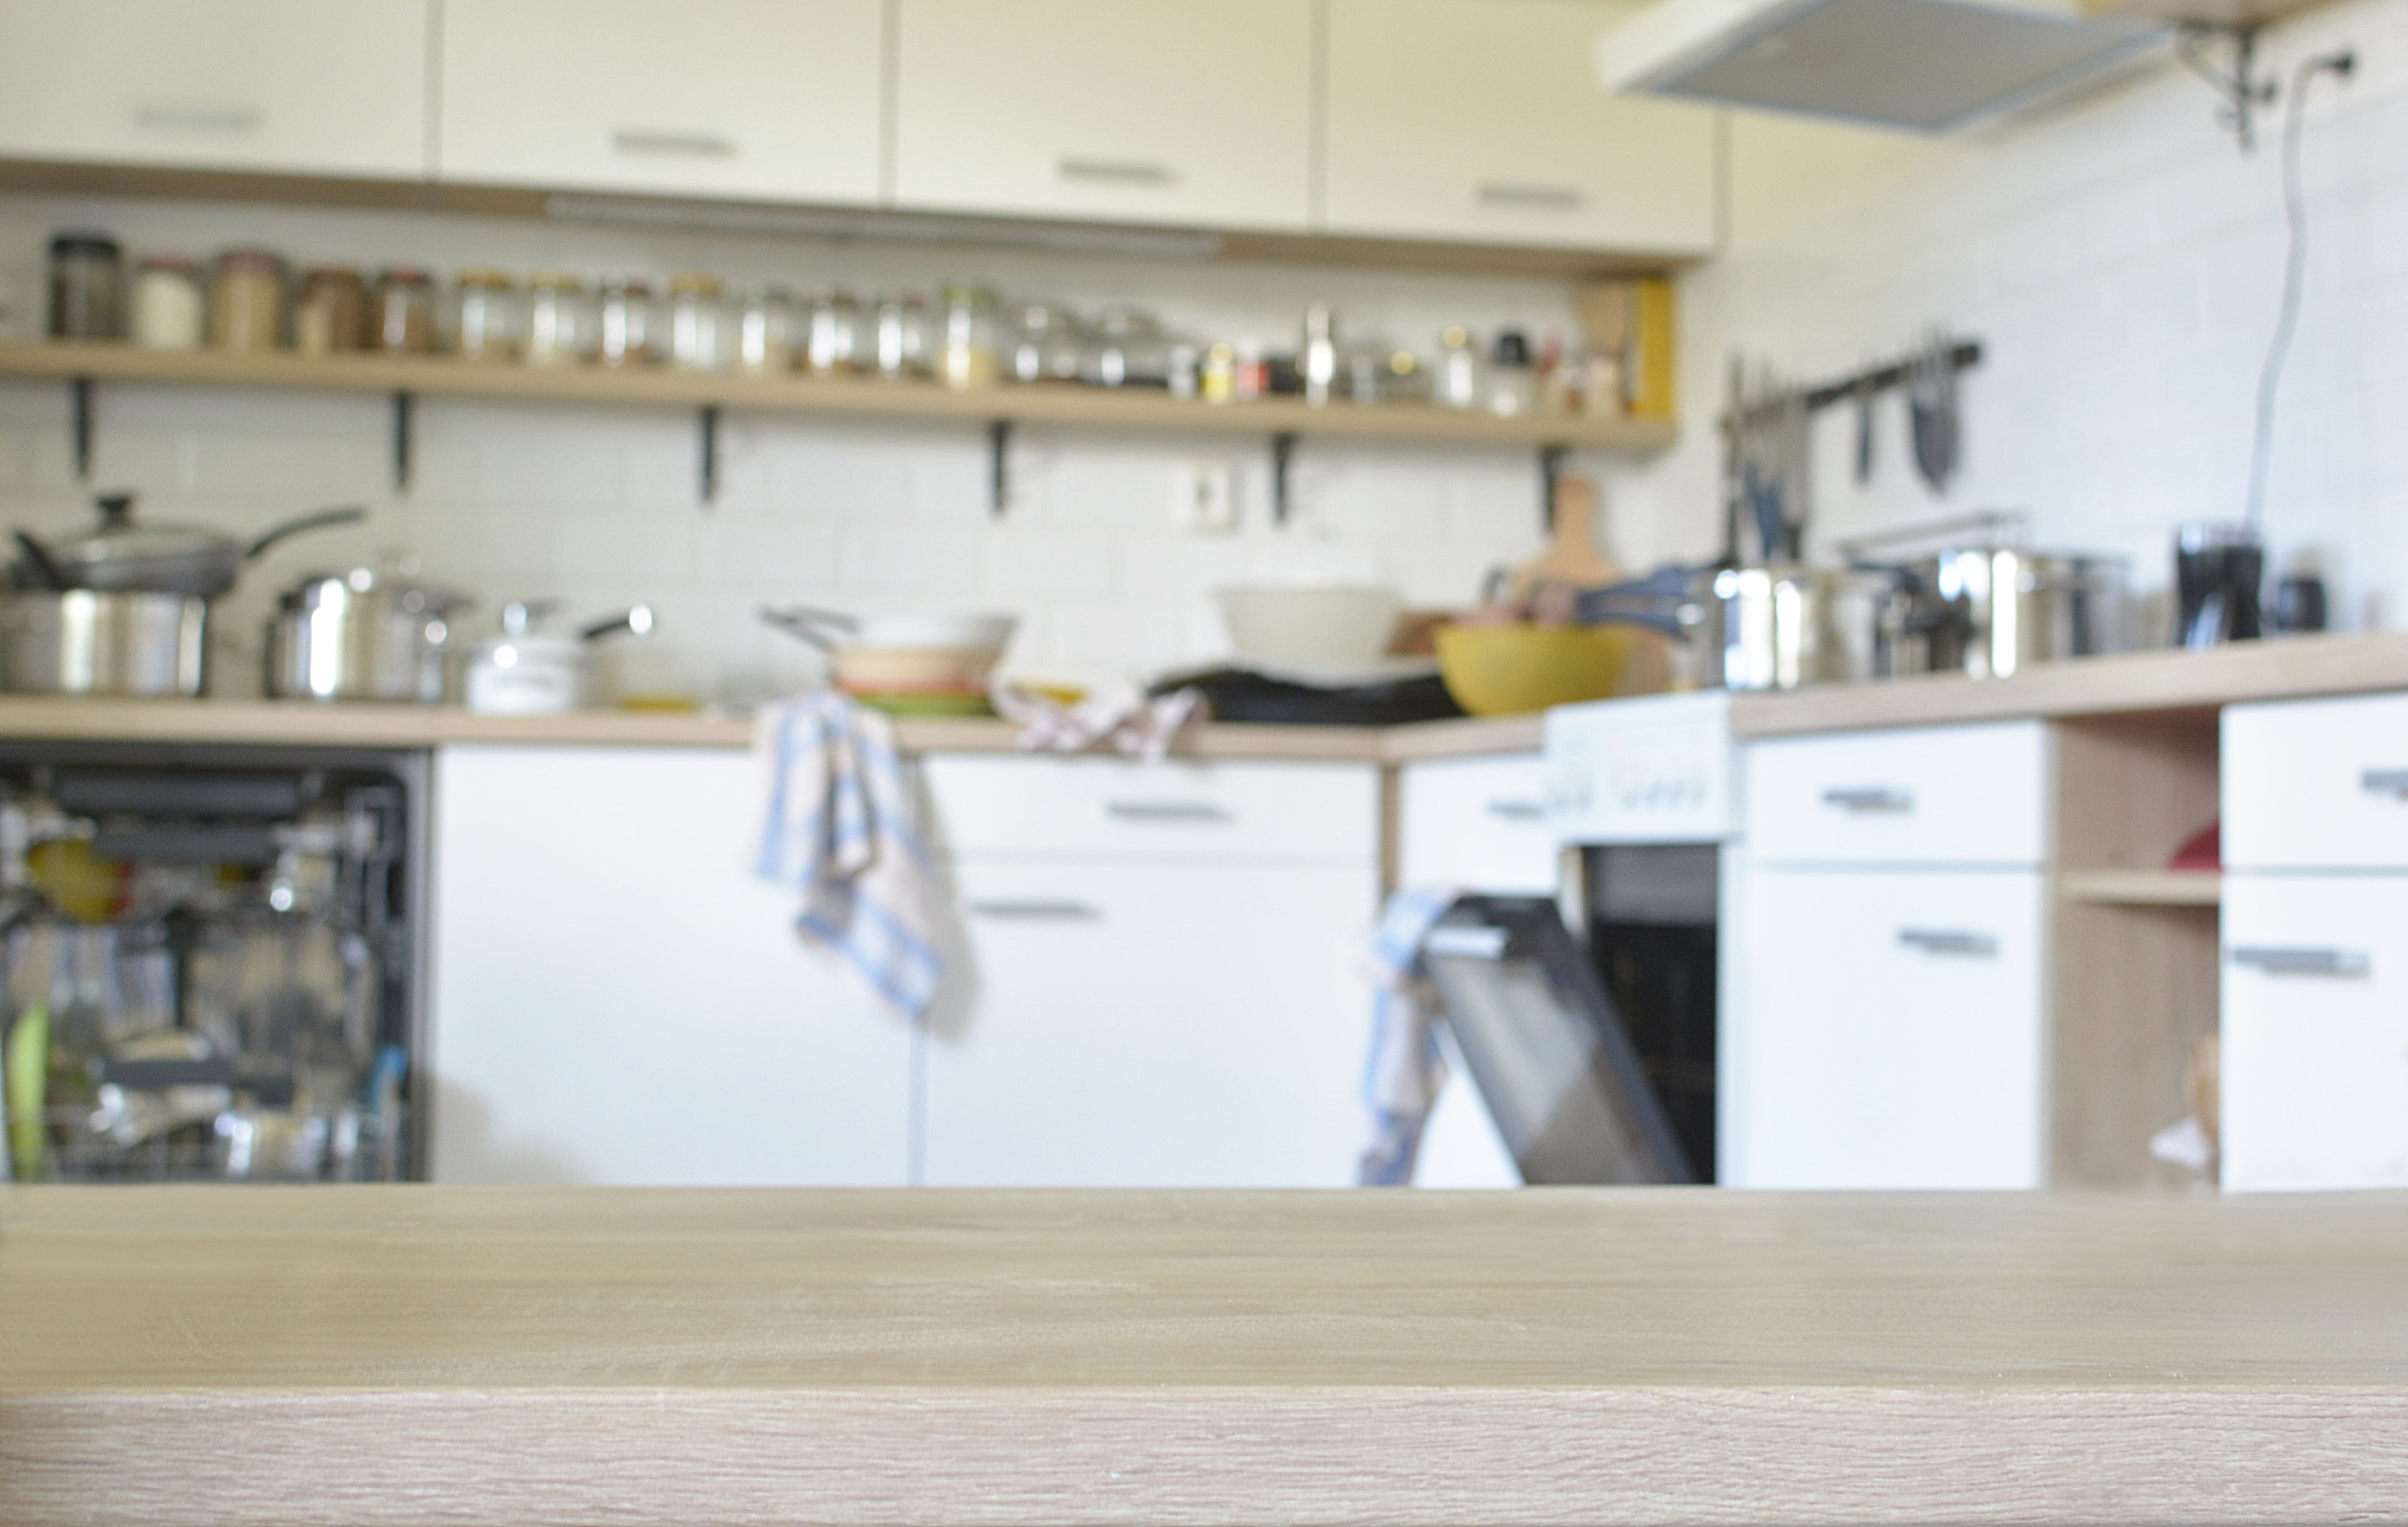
[1150,667,1465,727]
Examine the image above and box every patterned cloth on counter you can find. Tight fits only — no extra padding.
[1357,885,1461,1186]
[990,680,1205,764]
[753,689,944,1022]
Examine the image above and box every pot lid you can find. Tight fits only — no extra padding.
[280,555,472,614]
[50,494,243,590]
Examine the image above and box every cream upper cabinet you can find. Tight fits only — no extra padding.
[1322,0,1716,253]
[893,0,1313,231]
[439,0,882,205]
[0,0,429,179]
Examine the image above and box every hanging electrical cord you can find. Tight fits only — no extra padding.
[2244,47,2357,530]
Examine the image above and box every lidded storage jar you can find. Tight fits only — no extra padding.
[211,249,286,352]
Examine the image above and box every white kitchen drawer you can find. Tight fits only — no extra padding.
[441,0,882,205]
[1399,753,1557,893]
[2221,873,2408,1192]
[1744,721,2050,867]
[920,754,1376,863]
[1323,0,1715,253]
[925,857,1378,1186]
[0,0,429,179]
[893,0,1312,231]
[2224,692,2408,870]
[1726,866,2047,1189]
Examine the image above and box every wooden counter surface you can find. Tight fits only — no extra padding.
[0,696,1541,764]
[4,1186,2405,1525]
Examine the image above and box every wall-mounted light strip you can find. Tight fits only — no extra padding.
[542,194,1226,261]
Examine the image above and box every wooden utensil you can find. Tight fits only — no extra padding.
[1510,474,1622,602]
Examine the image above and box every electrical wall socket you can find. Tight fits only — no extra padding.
[1176,461,1239,534]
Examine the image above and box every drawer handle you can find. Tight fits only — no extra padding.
[1823,786,1913,813]
[1484,800,1547,823]
[1104,800,1230,823]
[967,899,1100,922]
[612,128,738,159]
[1057,156,1176,186]
[1898,928,1998,957]
[2230,945,2369,977]
[133,104,262,133]
[2361,769,2408,797]
[1475,181,1583,210]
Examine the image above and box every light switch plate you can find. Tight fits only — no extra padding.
[1177,461,1239,534]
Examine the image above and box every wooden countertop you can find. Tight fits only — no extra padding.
[0,696,1540,764]
[4,1186,2404,1525]
[1731,629,2408,736]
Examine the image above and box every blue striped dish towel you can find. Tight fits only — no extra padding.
[1357,886,1461,1186]
[753,690,945,1022]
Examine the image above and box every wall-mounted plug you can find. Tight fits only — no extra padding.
[1177,461,1239,534]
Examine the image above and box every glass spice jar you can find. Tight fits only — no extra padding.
[872,290,930,381]
[939,283,1001,392]
[596,276,657,368]
[210,249,286,352]
[731,281,795,375]
[47,233,124,340]
[523,271,591,367]
[367,267,437,353]
[452,267,520,362]
[294,265,368,355]
[130,255,205,351]
[804,286,863,376]
[666,272,728,372]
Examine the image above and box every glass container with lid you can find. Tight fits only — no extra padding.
[524,271,591,367]
[804,286,863,376]
[939,284,1001,392]
[871,290,930,380]
[130,255,204,351]
[596,276,657,368]
[1081,305,1171,389]
[367,267,437,354]
[451,267,520,361]
[47,233,124,341]
[211,249,285,353]
[294,266,367,356]
[666,272,728,371]
[1007,301,1084,384]
[731,282,794,374]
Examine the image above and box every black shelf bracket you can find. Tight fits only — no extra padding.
[698,404,722,506]
[391,391,414,494]
[1270,431,1299,525]
[1539,443,1569,531]
[70,377,93,481]
[988,418,1011,517]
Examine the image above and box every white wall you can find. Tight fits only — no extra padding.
[0,196,1651,699]
[1617,0,2408,636]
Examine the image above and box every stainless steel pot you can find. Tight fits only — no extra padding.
[265,562,472,704]
[0,590,208,696]
[1704,564,1904,690]
[1892,548,2130,678]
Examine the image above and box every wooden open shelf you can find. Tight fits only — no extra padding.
[2060,868,2223,906]
[0,341,1676,451]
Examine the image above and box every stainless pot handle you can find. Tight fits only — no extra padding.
[245,506,367,560]
[580,605,655,642]
[758,605,855,650]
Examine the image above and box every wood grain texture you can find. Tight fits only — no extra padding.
[0,341,1678,453]
[2059,869,2224,905]
[5,1187,2408,1524]
[1732,633,2408,737]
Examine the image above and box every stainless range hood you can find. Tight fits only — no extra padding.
[1595,0,2165,131]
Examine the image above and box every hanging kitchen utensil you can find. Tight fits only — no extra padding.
[1908,334,1961,496]
[1853,369,1877,486]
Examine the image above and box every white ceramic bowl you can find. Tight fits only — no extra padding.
[1213,584,1404,673]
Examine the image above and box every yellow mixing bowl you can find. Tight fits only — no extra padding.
[1434,623,1635,717]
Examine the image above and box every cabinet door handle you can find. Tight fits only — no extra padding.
[1822,786,1913,813]
[1484,800,1547,823]
[966,899,1100,922]
[1057,156,1176,186]
[1475,182,1583,210]
[133,104,262,133]
[2230,945,2370,977]
[2361,769,2408,797]
[612,128,738,159]
[1898,928,1998,957]
[1104,800,1230,823]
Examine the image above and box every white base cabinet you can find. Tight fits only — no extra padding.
[1727,866,2047,1189]
[429,745,912,1186]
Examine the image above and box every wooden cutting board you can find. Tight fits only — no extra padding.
[1510,472,1622,600]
